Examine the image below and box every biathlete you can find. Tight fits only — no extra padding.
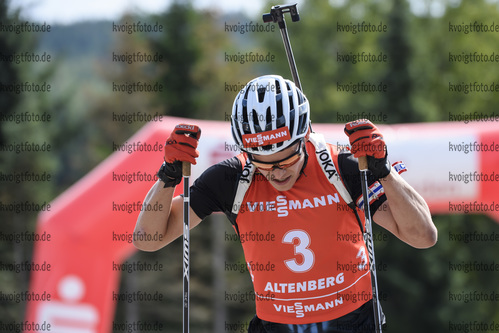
[133,74,437,332]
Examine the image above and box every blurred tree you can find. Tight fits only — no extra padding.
[0,0,61,322]
[0,0,24,319]
[0,0,21,147]
[148,2,253,121]
[260,0,394,124]
[377,0,417,122]
[149,1,201,118]
[411,0,499,122]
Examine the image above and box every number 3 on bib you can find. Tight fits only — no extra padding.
[283,230,315,273]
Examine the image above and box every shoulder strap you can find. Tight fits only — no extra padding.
[309,132,365,233]
[231,155,256,215]
[308,132,353,205]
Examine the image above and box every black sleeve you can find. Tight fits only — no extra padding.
[337,150,387,218]
[189,156,242,224]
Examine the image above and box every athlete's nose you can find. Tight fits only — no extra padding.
[271,168,287,180]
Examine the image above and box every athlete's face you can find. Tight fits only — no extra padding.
[250,141,306,192]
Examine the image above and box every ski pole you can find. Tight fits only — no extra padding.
[358,156,383,333]
[263,3,302,91]
[182,161,191,333]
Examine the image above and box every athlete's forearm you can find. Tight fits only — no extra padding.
[380,169,437,248]
[133,180,175,251]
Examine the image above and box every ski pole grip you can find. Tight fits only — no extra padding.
[182,161,191,177]
[358,156,368,171]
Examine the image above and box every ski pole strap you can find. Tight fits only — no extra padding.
[355,160,407,209]
[356,182,384,210]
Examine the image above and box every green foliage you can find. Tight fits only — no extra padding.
[377,0,417,122]
[411,0,499,122]
[260,0,397,123]
[260,0,499,125]
[0,0,21,146]
[0,0,59,321]
[374,213,499,332]
[149,2,202,117]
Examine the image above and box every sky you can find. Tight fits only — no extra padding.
[9,0,446,25]
[10,0,450,24]
[10,0,268,24]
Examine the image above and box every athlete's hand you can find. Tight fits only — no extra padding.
[344,119,390,179]
[157,124,201,188]
[164,123,202,165]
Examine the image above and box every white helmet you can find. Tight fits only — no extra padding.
[231,74,310,155]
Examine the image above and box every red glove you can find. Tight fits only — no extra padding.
[344,119,390,179]
[344,119,386,159]
[164,124,202,164]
